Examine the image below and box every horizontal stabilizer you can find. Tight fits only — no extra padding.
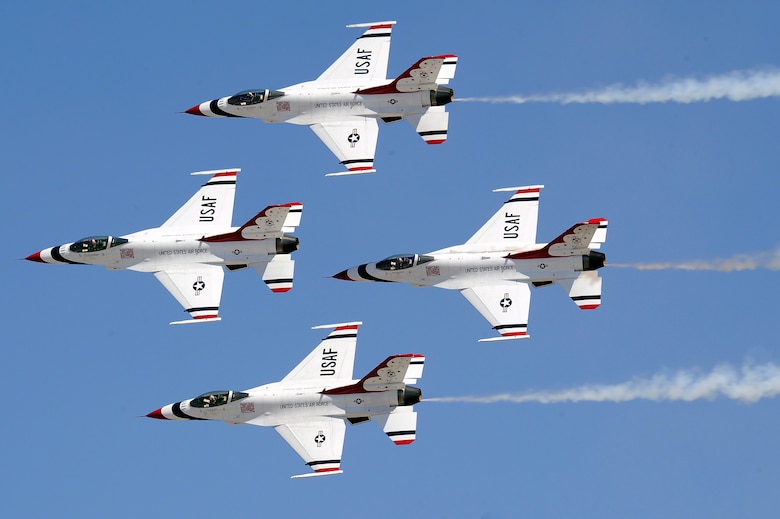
[323,354,424,395]
[252,255,295,293]
[588,218,608,249]
[407,107,449,145]
[558,271,602,310]
[436,55,458,84]
[201,203,303,242]
[374,407,417,445]
[403,355,425,384]
[507,218,608,259]
[357,55,457,94]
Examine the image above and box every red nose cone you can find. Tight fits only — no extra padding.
[185,104,204,116]
[25,251,44,263]
[146,408,166,420]
[332,269,352,281]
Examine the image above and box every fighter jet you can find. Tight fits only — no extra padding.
[333,186,607,341]
[146,322,424,478]
[185,21,457,176]
[25,168,302,325]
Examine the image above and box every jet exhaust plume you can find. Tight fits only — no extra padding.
[610,248,780,272]
[427,363,780,405]
[457,68,780,105]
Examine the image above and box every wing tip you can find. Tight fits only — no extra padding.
[325,169,376,177]
[291,469,344,479]
[311,321,363,330]
[478,334,531,343]
[169,317,222,326]
[346,20,397,28]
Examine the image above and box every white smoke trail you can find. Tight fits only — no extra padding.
[610,248,780,272]
[456,68,780,105]
[427,363,780,405]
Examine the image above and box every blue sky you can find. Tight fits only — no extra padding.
[3,2,779,517]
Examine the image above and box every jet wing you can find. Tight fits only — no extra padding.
[460,283,532,342]
[281,322,361,383]
[154,265,224,325]
[274,418,346,478]
[316,21,395,85]
[161,169,239,231]
[465,185,544,247]
[310,118,379,175]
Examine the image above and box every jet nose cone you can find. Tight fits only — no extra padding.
[146,408,166,420]
[25,251,45,263]
[332,269,352,281]
[185,104,205,116]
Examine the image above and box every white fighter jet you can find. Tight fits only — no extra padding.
[25,168,303,325]
[333,186,607,342]
[146,322,425,478]
[185,21,457,176]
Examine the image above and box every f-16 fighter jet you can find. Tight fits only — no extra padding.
[185,21,457,176]
[25,168,302,325]
[146,322,425,478]
[333,186,607,342]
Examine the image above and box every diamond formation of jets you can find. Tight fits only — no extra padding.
[334,186,608,341]
[185,21,457,176]
[146,322,425,478]
[25,169,303,325]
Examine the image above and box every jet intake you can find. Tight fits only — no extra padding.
[397,386,422,406]
[582,251,606,271]
[275,235,300,254]
[430,86,454,106]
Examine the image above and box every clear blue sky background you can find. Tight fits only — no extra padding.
[3,2,779,518]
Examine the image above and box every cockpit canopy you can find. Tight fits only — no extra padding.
[69,236,128,253]
[190,390,249,408]
[376,253,434,271]
[227,89,285,106]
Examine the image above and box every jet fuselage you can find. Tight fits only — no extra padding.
[28,229,298,273]
[149,380,421,427]
[335,248,605,290]
[188,81,453,125]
